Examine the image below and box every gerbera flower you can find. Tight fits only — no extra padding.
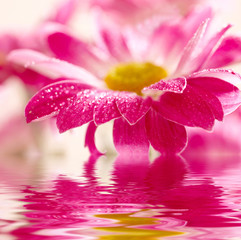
[8,11,241,155]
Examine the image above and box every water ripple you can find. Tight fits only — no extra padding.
[1,153,241,239]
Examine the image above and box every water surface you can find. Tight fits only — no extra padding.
[1,153,241,239]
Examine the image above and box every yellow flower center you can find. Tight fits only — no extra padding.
[104,62,168,95]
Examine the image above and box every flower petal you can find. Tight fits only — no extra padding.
[0,33,19,53]
[188,75,241,115]
[47,0,79,24]
[15,68,54,89]
[47,31,107,76]
[195,24,232,71]
[47,31,91,62]
[145,109,187,154]
[93,93,121,125]
[174,19,209,75]
[85,121,103,156]
[155,85,216,130]
[206,36,241,68]
[0,68,11,83]
[147,7,213,64]
[189,68,241,88]
[195,84,224,121]
[8,49,103,88]
[142,77,187,95]
[57,90,98,133]
[95,17,131,62]
[25,80,91,123]
[116,92,152,125]
[113,117,149,155]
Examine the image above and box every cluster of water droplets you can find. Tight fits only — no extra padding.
[26,81,89,122]
[143,77,187,95]
[56,88,155,132]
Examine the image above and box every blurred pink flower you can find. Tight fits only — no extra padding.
[0,115,35,155]
[8,9,241,155]
[0,0,79,89]
[0,0,81,155]
[88,0,231,26]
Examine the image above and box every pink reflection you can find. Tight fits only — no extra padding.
[0,115,43,156]
[183,110,241,174]
[5,153,240,239]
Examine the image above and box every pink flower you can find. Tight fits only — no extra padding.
[8,9,241,155]
[0,0,79,89]
[88,0,232,26]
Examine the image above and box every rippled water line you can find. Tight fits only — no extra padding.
[93,212,185,240]
[0,184,29,240]
[14,180,237,238]
[1,153,241,239]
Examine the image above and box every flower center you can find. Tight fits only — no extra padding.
[104,62,168,95]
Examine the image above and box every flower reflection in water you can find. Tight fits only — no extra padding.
[183,110,241,175]
[1,151,241,239]
[94,211,183,240]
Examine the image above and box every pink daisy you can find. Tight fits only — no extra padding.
[8,10,241,155]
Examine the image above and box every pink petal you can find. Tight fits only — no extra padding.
[195,24,232,71]
[57,90,123,132]
[84,121,103,156]
[0,67,11,83]
[25,80,91,123]
[189,68,241,88]
[205,36,241,68]
[116,93,152,125]
[91,0,140,20]
[155,85,217,130]
[113,117,149,155]
[15,68,54,89]
[47,0,79,24]
[167,6,212,42]
[47,31,92,62]
[188,75,241,115]
[142,77,187,95]
[0,34,19,82]
[148,7,212,63]
[0,33,19,53]
[38,20,67,33]
[145,109,187,154]
[47,31,105,75]
[8,49,103,88]
[188,81,224,121]
[147,22,184,61]
[57,90,98,133]
[95,18,131,61]
[181,6,213,34]
[93,93,121,125]
[174,19,209,75]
